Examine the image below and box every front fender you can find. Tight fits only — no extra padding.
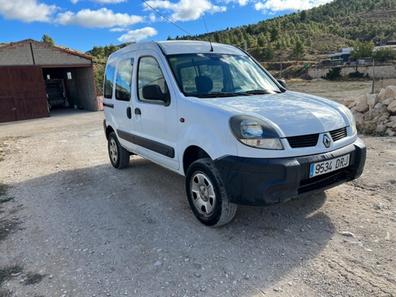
[178,124,238,161]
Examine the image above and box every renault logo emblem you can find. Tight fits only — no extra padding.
[323,134,332,148]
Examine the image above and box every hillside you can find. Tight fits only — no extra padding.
[175,0,396,62]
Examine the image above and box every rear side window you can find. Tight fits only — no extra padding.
[104,63,115,99]
[115,59,133,101]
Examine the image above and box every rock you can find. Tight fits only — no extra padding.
[388,118,396,129]
[154,260,162,266]
[384,85,396,99]
[273,287,283,292]
[343,98,357,108]
[370,103,388,120]
[386,128,396,136]
[339,231,356,238]
[367,94,377,109]
[354,95,369,113]
[382,97,394,106]
[362,120,377,134]
[376,123,387,134]
[373,202,384,210]
[387,100,396,114]
[353,111,364,129]
[377,88,387,102]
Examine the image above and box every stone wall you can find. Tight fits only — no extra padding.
[308,64,396,79]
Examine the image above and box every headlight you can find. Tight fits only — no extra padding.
[230,116,284,150]
[340,105,357,135]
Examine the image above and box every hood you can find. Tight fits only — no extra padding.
[202,91,348,137]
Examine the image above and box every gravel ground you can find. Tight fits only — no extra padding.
[0,110,395,297]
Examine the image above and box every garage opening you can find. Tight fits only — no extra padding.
[42,67,97,112]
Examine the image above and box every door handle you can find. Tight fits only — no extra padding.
[126,107,132,119]
[134,108,141,115]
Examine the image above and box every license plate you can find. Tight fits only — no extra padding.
[309,154,350,178]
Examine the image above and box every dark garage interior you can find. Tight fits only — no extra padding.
[0,39,97,123]
[42,66,96,111]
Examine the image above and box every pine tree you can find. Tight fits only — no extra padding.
[41,34,55,45]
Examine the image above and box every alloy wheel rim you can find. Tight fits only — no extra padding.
[109,138,118,164]
[190,172,216,216]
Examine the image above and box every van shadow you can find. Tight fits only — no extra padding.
[12,157,334,296]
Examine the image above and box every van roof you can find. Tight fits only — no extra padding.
[110,40,245,58]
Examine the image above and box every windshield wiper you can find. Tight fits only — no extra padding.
[195,92,250,98]
[238,89,277,95]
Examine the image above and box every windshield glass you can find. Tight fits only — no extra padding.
[167,53,281,98]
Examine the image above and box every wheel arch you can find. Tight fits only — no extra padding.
[105,125,115,140]
[182,145,211,175]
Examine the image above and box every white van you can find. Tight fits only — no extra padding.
[103,41,366,227]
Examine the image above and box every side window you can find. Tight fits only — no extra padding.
[138,56,169,102]
[104,63,115,99]
[115,58,133,101]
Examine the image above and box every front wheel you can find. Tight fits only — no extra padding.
[185,158,237,227]
[108,132,130,169]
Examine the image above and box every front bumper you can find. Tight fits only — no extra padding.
[214,138,366,206]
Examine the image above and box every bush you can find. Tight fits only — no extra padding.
[324,67,342,80]
[373,47,396,62]
[349,71,365,78]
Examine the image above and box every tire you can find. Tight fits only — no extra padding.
[108,132,130,169]
[185,158,237,227]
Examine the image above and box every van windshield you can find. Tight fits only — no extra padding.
[167,53,282,98]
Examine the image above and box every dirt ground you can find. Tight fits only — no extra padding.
[0,83,395,296]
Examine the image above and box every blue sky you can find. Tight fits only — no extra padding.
[0,0,332,52]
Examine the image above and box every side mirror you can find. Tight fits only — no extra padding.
[277,79,287,89]
[142,85,168,102]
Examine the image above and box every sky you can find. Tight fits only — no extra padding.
[0,0,333,52]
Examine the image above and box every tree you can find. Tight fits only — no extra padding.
[261,46,274,61]
[292,40,305,60]
[41,34,54,45]
[373,47,396,62]
[351,40,374,59]
[270,27,279,42]
[300,10,307,22]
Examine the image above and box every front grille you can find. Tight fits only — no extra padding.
[330,127,347,142]
[287,133,319,148]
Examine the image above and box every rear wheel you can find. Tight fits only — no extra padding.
[108,132,130,169]
[186,158,237,227]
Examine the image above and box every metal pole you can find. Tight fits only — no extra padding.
[371,57,375,94]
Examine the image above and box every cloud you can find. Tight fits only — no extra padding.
[254,0,332,12]
[118,27,158,42]
[56,8,143,28]
[70,0,126,3]
[0,0,57,22]
[219,0,249,6]
[144,0,226,21]
[110,27,128,32]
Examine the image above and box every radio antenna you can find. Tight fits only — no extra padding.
[202,16,213,52]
